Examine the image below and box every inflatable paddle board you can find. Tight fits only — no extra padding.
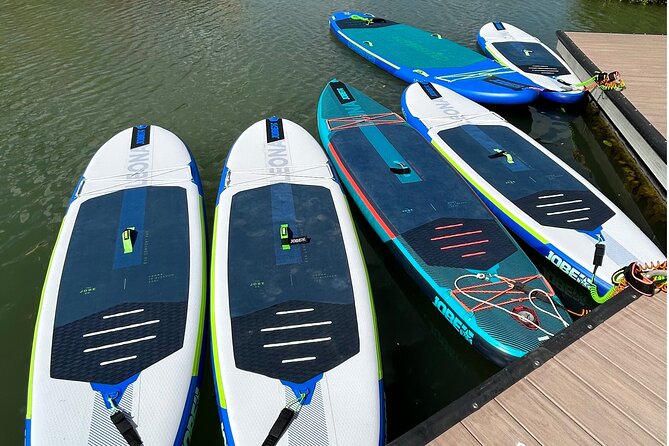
[478,21,585,104]
[26,125,207,445]
[402,82,665,298]
[329,11,541,105]
[318,80,571,367]
[211,117,383,445]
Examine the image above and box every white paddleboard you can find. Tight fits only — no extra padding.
[402,82,665,296]
[26,125,207,445]
[478,21,585,104]
[211,117,384,445]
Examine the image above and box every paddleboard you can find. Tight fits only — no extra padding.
[478,21,585,104]
[26,125,207,445]
[318,79,571,367]
[402,81,665,298]
[329,11,541,105]
[211,117,383,445]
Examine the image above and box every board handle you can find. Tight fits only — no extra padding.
[390,162,411,175]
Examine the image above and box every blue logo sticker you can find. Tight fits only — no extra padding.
[131,125,151,149]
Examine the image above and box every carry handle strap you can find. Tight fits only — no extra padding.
[122,227,136,254]
[279,224,310,250]
[110,410,143,446]
[390,162,411,175]
[488,149,514,164]
[261,408,295,446]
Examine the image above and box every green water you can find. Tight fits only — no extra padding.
[1,0,665,444]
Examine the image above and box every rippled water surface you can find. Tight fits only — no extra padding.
[1,0,665,444]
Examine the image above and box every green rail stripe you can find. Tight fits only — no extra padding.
[486,43,510,68]
[26,216,68,418]
[344,200,383,380]
[430,139,548,244]
[192,198,207,376]
[210,207,227,409]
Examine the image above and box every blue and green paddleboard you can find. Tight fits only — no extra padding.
[329,11,541,105]
[317,80,572,366]
[478,21,585,104]
[210,118,383,445]
[402,81,666,299]
[26,126,206,445]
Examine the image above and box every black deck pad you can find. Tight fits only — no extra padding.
[514,189,615,231]
[51,186,190,384]
[231,300,358,383]
[402,217,517,271]
[492,42,570,76]
[329,123,513,240]
[51,302,187,384]
[437,124,614,231]
[227,183,359,383]
[335,17,397,29]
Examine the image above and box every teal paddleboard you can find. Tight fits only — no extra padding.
[330,11,541,105]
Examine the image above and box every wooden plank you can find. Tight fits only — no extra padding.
[636,292,667,310]
[625,298,667,333]
[427,292,668,445]
[625,71,666,80]
[428,423,481,446]
[605,307,667,361]
[564,32,667,136]
[526,359,661,445]
[569,35,666,49]
[460,400,540,446]
[495,380,602,445]
[555,340,666,442]
[589,322,665,363]
[582,325,667,398]
[627,293,667,318]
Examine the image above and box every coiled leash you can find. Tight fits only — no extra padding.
[588,241,666,303]
[561,71,626,92]
[350,14,375,26]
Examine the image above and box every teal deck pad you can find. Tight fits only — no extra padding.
[342,24,488,69]
[329,124,494,235]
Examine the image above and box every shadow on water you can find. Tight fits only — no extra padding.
[190,336,226,446]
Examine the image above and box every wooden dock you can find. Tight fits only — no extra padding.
[556,31,667,192]
[390,290,667,445]
[563,33,666,137]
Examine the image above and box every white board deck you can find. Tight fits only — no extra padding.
[211,117,383,445]
[26,125,206,445]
